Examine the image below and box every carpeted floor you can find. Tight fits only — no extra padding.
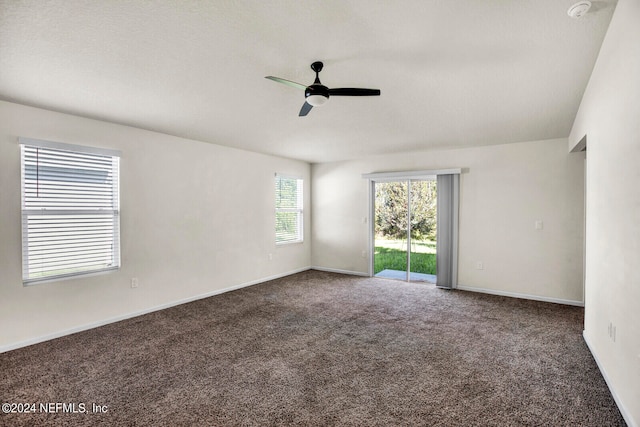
[0,270,626,426]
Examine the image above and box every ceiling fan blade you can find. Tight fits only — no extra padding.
[265,76,307,90]
[329,88,381,96]
[299,102,313,116]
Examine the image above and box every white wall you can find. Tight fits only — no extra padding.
[312,138,585,304]
[0,100,310,351]
[569,0,640,424]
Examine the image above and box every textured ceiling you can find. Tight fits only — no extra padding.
[0,0,616,163]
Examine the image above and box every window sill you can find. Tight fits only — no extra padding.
[23,266,120,286]
[276,240,304,246]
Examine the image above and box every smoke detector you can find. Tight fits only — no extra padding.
[567,1,592,18]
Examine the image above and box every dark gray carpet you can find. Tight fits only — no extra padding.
[0,270,626,426]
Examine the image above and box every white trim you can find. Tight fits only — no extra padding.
[311,266,369,277]
[456,284,584,307]
[0,267,310,354]
[583,332,637,427]
[362,168,461,181]
[19,137,122,158]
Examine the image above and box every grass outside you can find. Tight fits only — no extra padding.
[374,238,436,275]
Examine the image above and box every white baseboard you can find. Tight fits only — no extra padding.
[583,332,637,427]
[310,266,369,277]
[456,284,584,307]
[0,266,311,354]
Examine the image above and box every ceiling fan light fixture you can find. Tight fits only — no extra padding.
[265,61,380,116]
[306,94,329,107]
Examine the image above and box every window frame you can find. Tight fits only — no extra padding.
[19,137,122,285]
[275,174,304,245]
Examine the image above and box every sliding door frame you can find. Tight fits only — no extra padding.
[363,169,461,281]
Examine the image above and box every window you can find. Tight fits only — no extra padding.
[275,175,303,244]
[20,138,121,284]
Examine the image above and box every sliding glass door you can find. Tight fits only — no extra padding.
[373,179,437,283]
[365,169,460,288]
[374,181,410,280]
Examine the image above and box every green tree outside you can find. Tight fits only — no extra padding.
[375,181,436,241]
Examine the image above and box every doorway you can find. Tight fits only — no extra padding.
[373,179,437,283]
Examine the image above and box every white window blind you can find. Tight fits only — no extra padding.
[275,175,303,244]
[20,138,121,284]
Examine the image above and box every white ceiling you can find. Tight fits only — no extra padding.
[0,1,616,163]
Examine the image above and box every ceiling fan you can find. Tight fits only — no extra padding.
[265,61,381,116]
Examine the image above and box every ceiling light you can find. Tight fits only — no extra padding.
[306,94,329,107]
[567,1,591,19]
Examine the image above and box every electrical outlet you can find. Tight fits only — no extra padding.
[476,261,484,270]
[131,278,139,288]
[535,220,544,230]
[268,253,273,261]
[361,250,367,258]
